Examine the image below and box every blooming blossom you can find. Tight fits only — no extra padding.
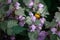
[29,24,36,32]
[38,3,44,9]
[40,17,46,24]
[19,21,25,27]
[29,12,33,16]
[38,31,48,40]
[51,27,57,34]
[14,2,20,9]
[31,16,36,22]
[7,0,12,4]
[28,1,34,8]
[56,31,60,37]
[10,36,15,40]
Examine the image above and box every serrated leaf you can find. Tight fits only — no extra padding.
[55,12,60,22]
[23,0,31,6]
[33,0,39,9]
[25,16,32,25]
[45,19,57,28]
[35,19,40,25]
[7,28,15,35]
[37,6,49,17]
[0,21,7,32]
[7,20,18,28]
[11,25,26,34]
[28,30,38,40]
[15,7,26,16]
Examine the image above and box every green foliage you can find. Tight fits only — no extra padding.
[28,30,38,40]
[0,21,7,32]
[50,34,57,40]
[23,0,31,6]
[11,25,26,34]
[45,19,57,28]
[13,0,18,3]
[7,20,18,28]
[55,12,60,22]
[35,19,40,25]
[15,7,26,16]
[57,37,60,40]
[25,16,32,25]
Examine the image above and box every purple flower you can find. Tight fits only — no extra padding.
[58,21,60,26]
[40,17,46,24]
[38,3,44,9]
[29,24,36,32]
[56,31,60,37]
[18,15,25,21]
[38,31,48,40]
[6,9,12,16]
[7,0,12,4]
[38,24,43,30]
[51,27,57,34]
[10,36,15,40]
[28,1,34,8]
[31,16,36,22]
[29,12,33,16]
[14,2,20,9]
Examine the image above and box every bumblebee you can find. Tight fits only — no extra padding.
[35,13,41,19]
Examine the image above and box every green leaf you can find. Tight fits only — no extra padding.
[7,28,15,35]
[23,0,31,6]
[11,25,26,34]
[55,12,60,22]
[28,30,38,40]
[45,19,57,28]
[0,0,6,3]
[57,37,60,40]
[50,34,57,40]
[7,20,18,28]
[9,3,13,9]
[13,0,18,3]
[35,19,40,25]
[0,21,7,32]
[25,16,32,25]
[15,7,26,16]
